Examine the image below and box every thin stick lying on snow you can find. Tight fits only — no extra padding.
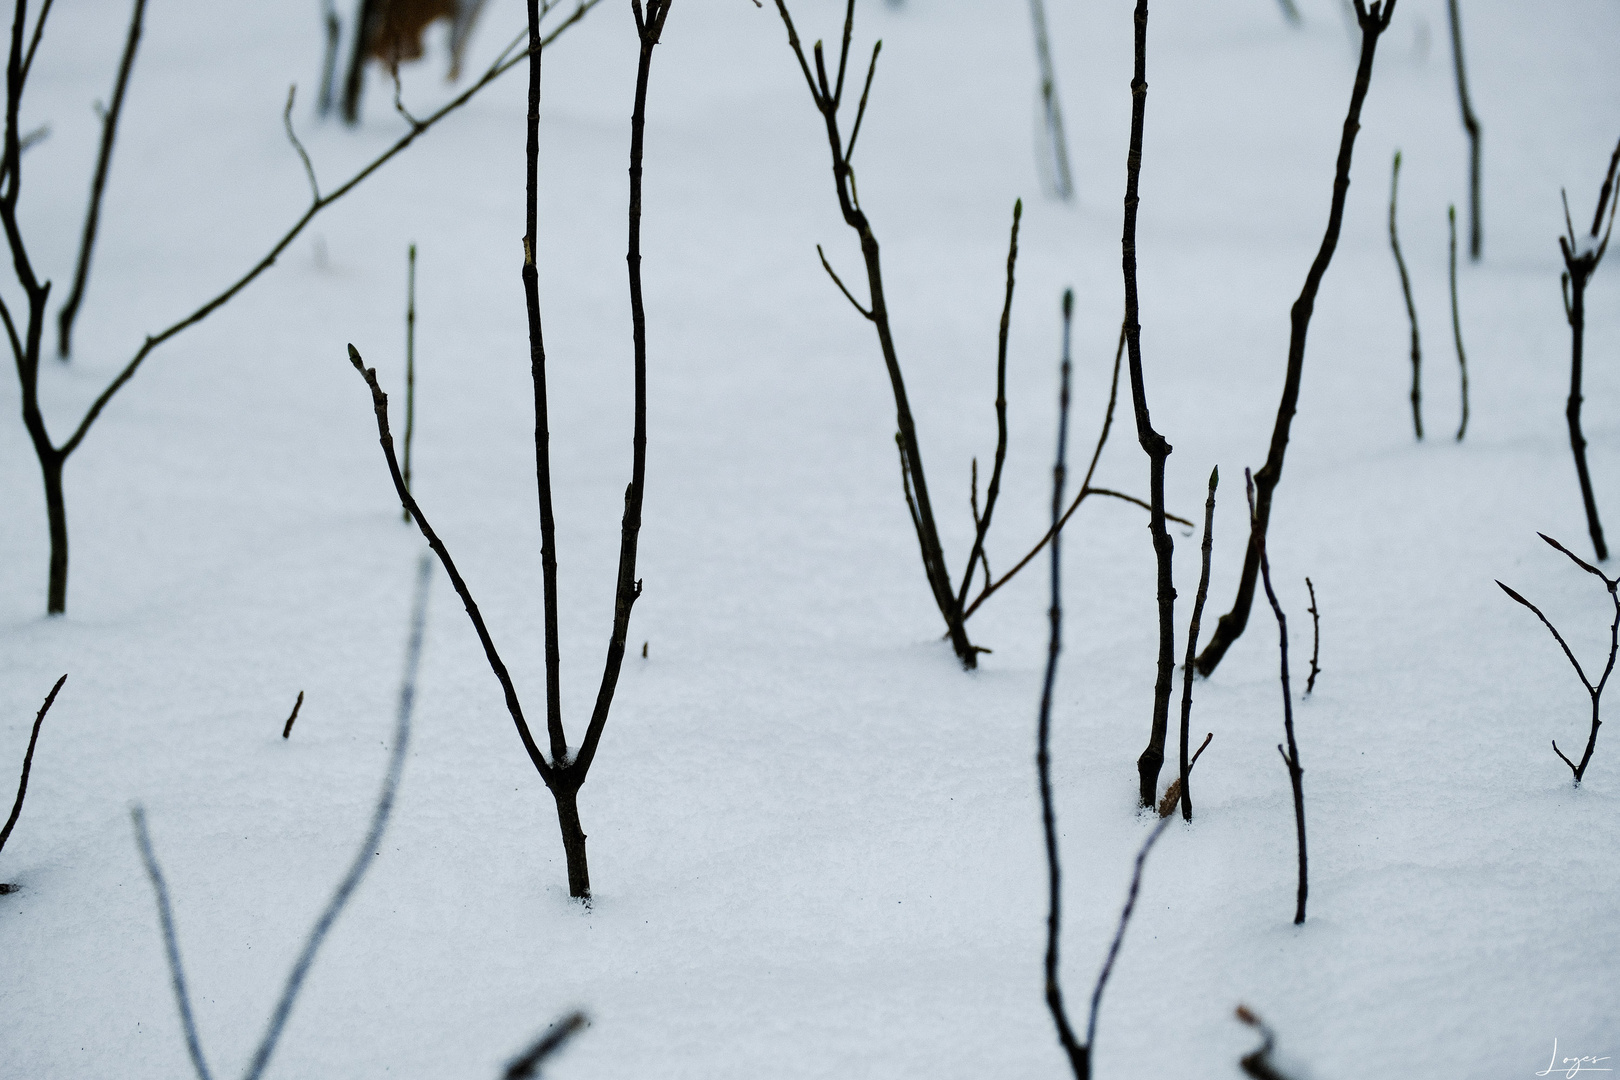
[136,554,432,1080]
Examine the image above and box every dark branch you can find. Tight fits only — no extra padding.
[280,690,304,739]
[0,672,66,858]
[504,1012,589,1080]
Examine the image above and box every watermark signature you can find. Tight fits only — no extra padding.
[1538,1040,1612,1078]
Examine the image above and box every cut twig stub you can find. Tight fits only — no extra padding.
[282,691,305,739]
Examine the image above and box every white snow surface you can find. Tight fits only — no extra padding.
[1,0,1617,1077]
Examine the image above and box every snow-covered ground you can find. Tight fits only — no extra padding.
[1,0,1616,1076]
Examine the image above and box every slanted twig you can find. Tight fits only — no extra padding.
[1236,1006,1303,1080]
[280,690,305,739]
[1159,731,1211,819]
[1497,532,1620,783]
[504,1012,589,1080]
[402,242,417,521]
[1085,814,1173,1063]
[960,325,1190,623]
[1120,0,1181,810]
[0,674,67,870]
[1250,470,1307,925]
[1275,0,1301,25]
[55,0,145,360]
[1449,204,1469,440]
[136,553,432,1080]
[1027,0,1073,200]
[1176,468,1218,820]
[1196,0,1398,677]
[1445,0,1481,260]
[1304,577,1321,694]
[1555,136,1620,562]
[1389,150,1421,439]
[0,0,600,614]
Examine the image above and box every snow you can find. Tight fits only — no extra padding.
[0,0,1617,1076]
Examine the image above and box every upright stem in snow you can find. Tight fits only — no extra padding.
[1119,0,1179,810]
[56,0,145,360]
[1389,150,1421,440]
[402,242,417,520]
[0,674,67,871]
[1449,205,1469,440]
[1177,469,1217,821]
[1196,1,1397,677]
[1027,0,1073,200]
[344,0,666,900]
[1445,0,1481,261]
[1557,137,1619,562]
[1249,470,1307,925]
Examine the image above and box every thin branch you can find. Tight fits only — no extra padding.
[283,84,321,203]
[347,346,554,779]
[131,806,214,1080]
[1028,0,1074,200]
[390,62,425,133]
[1252,470,1307,924]
[1540,530,1614,584]
[1085,815,1174,1049]
[402,242,416,521]
[280,690,304,739]
[55,0,144,359]
[1176,467,1217,820]
[241,552,432,1080]
[1197,0,1398,677]
[1445,0,1481,259]
[956,199,1020,617]
[0,672,66,858]
[317,0,340,117]
[54,0,604,461]
[1304,577,1321,694]
[845,40,880,164]
[1038,288,1086,1080]
[1591,134,1620,239]
[1159,731,1212,818]
[1497,579,1593,692]
[18,0,51,88]
[1236,1006,1302,1080]
[1449,204,1469,440]
[816,244,872,319]
[504,1012,589,1080]
[1389,149,1421,439]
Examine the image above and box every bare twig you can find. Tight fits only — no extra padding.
[0,0,600,614]
[1196,0,1398,677]
[1250,470,1307,925]
[504,1012,589,1080]
[1085,814,1173,1057]
[280,690,305,739]
[1236,1006,1302,1080]
[1158,731,1211,819]
[283,85,321,202]
[1176,468,1218,820]
[0,673,67,862]
[1304,577,1321,694]
[1449,204,1469,440]
[1120,0,1180,810]
[1556,136,1620,561]
[1275,0,1301,25]
[55,0,145,359]
[1389,150,1421,439]
[317,0,341,117]
[1038,289,1086,1080]
[1027,0,1073,200]
[1445,0,1481,260]
[1497,532,1619,782]
[403,242,417,521]
[137,553,432,1080]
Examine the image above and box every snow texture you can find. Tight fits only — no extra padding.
[0,0,1616,1077]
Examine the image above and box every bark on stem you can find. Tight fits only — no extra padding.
[1196,1,1396,676]
[1120,0,1179,809]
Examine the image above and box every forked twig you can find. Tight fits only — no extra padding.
[1497,532,1619,783]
